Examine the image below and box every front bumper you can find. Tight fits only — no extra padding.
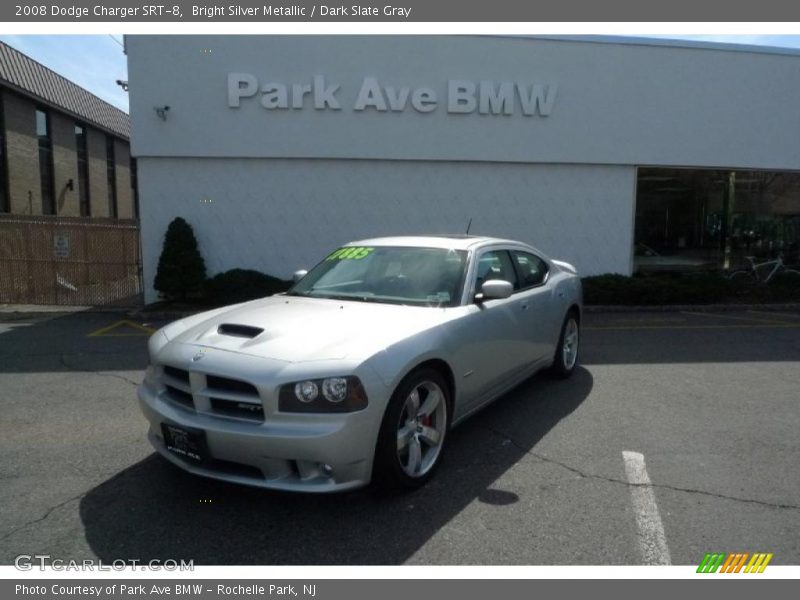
[138,381,381,493]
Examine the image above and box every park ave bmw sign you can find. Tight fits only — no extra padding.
[228,73,558,116]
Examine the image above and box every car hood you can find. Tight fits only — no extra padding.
[163,295,450,362]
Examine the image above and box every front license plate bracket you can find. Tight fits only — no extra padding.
[161,423,207,463]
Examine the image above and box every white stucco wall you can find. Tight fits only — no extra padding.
[126,35,800,302]
[139,159,635,302]
[127,35,800,170]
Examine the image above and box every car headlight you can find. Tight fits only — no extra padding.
[280,376,368,413]
[321,377,348,403]
[294,380,319,403]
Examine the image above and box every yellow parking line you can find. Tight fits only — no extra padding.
[87,319,156,337]
[681,311,797,326]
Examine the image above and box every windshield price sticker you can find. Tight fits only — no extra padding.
[326,247,374,260]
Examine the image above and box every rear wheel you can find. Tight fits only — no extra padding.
[373,368,451,489]
[550,313,580,379]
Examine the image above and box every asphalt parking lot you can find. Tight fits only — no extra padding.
[0,308,798,565]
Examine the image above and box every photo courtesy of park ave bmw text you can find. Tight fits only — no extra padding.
[127,35,800,304]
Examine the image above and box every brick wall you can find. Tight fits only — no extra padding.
[2,89,40,215]
[114,138,133,219]
[86,126,109,217]
[51,110,79,216]
[0,87,133,220]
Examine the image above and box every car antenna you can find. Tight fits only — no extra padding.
[465,218,472,234]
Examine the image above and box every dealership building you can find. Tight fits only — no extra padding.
[126,35,800,303]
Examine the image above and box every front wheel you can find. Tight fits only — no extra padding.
[550,313,580,379]
[373,368,451,490]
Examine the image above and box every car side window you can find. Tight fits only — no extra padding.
[511,251,549,289]
[474,250,518,293]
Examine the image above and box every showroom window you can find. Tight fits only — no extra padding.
[635,168,800,272]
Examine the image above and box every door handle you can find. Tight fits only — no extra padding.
[520,302,529,310]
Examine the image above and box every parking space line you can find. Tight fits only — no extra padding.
[87,319,156,337]
[682,311,796,326]
[622,451,672,565]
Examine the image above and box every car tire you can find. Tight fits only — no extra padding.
[373,368,451,490]
[550,312,580,379]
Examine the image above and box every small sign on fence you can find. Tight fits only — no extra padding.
[53,233,70,259]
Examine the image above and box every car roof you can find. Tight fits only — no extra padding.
[345,235,527,251]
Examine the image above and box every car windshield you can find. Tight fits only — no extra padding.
[288,246,468,307]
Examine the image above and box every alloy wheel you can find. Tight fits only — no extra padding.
[562,318,579,370]
[396,381,447,478]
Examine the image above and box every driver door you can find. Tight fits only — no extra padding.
[448,248,533,413]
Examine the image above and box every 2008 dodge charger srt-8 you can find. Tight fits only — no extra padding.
[138,235,582,492]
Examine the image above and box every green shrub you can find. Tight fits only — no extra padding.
[204,269,291,306]
[154,217,207,300]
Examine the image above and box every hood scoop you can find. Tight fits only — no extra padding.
[217,323,264,339]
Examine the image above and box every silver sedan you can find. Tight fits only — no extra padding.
[138,235,583,492]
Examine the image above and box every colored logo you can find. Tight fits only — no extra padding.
[697,552,773,573]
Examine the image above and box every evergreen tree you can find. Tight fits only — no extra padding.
[153,217,207,300]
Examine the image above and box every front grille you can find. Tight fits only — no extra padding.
[207,374,263,421]
[207,375,259,397]
[210,397,264,421]
[158,365,263,421]
[163,365,190,385]
[165,385,194,409]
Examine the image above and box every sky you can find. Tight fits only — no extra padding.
[0,34,129,111]
[1,34,800,115]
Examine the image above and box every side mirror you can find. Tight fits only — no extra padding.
[475,279,513,302]
[292,269,308,282]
